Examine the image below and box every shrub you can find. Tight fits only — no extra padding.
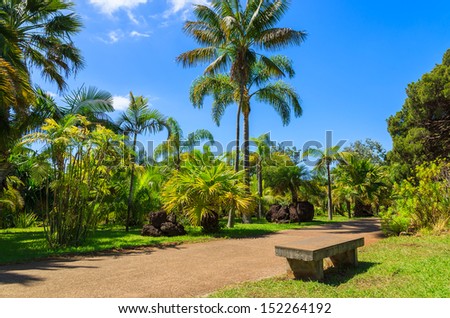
[381,160,449,235]
[13,212,38,228]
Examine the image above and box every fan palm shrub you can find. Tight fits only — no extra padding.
[162,153,255,231]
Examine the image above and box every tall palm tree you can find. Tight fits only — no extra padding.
[178,0,306,189]
[304,145,348,220]
[118,92,168,231]
[190,55,301,173]
[154,117,214,169]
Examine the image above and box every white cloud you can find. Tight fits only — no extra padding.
[113,95,130,111]
[130,30,151,37]
[89,0,148,15]
[127,10,140,24]
[165,0,210,18]
[108,30,124,43]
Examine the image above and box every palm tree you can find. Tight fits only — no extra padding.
[0,0,83,188]
[191,55,301,174]
[27,86,115,132]
[264,159,309,204]
[162,152,254,231]
[154,117,214,169]
[334,154,389,217]
[250,132,273,218]
[0,0,83,91]
[303,145,348,220]
[178,0,306,189]
[118,92,168,231]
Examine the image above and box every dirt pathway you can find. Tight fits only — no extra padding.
[0,218,383,298]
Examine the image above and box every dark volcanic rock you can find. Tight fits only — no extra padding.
[143,211,186,237]
[141,224,161,237]
[201,212,220,233]
[289,204,300,223]
[266,205,281,222]
[166,213,177,224]
[149,211,167,228]
[266,202,315,223]
[273,206,290,223]
[160,222,186,237]
[297,201,314,222]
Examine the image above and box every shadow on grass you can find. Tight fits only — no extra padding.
[321,261,379,286]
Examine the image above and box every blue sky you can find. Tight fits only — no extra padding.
[35,0,450,154]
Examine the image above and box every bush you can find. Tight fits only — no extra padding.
[13,212,38,228]
[381,160,449,235]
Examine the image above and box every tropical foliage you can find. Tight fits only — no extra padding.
[381,160,450,235]
[1,0,448,253]
[19,115,125,247]
[0,0,83,186]
[162,153,255,231]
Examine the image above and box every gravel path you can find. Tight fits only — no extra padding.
[0,218,383,298]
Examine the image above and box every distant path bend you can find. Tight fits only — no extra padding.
[0,218,383,297]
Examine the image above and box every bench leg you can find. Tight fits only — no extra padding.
[329,249,358,267]
[286,258,324,281]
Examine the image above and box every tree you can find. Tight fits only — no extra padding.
[20,115,124,247]
[178,0,306,192]
[264,154,308,204]
[28,86,114,132]
[0,0,83,188]
[118,92,168,231]
[154,117,214,169]
[344,138,386,165]
[333,154,389,217]
[250,132,275,218]
[304,145,348,220]
[191,55,301,173]
[387,49,450,177]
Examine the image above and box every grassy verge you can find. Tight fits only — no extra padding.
[0,215,347,264]
[209,234,450,298]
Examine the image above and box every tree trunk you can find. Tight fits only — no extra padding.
[257,160,263,219]
[227,209,235,228]
[126,133,138,232]
[326,163,333,221]
[241,110,251,224]
[346,200,351,218]
[234,106,241,172]
[290,185,298,204]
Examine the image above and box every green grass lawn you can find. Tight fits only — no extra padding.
[209,234,450,298]
[0,215,347,264]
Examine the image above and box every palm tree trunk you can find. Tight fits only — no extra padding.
[234,106,241,172]
[242,110,251,224]
[257,160,263,219]
[126,133,137,232]
[227,209,235,228]
[326,163,333,221]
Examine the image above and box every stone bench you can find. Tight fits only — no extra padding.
[275,235,364,281]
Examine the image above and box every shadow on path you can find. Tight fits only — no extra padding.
[0,259,97,285]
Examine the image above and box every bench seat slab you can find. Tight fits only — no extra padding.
[275,235,364,281]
